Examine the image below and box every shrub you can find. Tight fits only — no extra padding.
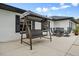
[73,25,79,35]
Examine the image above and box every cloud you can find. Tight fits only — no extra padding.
[60,3,65,6]
[36,7,48,12]
[42,8,48,12]
[71,3,79,6]
[51,7,59,10]
[51,4,70,10]
[60,3,79,7]
[36,7,42,12]
[60,5,70,9]
[36,3,79,13]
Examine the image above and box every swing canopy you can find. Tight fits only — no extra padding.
[20,10,51,22]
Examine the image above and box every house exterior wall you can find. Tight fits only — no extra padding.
[54,20,70,30]
[54,20,69,30]
[50,20,76,31]
[71,21,76,30]
[0,9,21,42]
[50,20,54,29]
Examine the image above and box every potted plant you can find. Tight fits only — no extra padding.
[73,26,79,35]
[73,29,78,35]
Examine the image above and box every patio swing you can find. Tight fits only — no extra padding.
[20,11,52,50]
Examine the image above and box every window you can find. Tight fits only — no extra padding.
[20,22,26,31]
[69,21,72,30]
[15,15,32,33]
[15,15,20,33]
[20,20,31,32]
[35,22,41,30]
[32,21,35,30]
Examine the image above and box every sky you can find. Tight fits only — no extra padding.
[7,3,79,18]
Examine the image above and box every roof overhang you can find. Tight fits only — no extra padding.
[50,16,74,21]
[0,3,51,21]
[21,11,51,22]
[74,19,79,24]
[0,3,26,14]
[50,16,79,24]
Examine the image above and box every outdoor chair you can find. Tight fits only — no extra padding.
[52,28,57,36]
[56,28,64,37]
[64,27,72,37]
[52,28,64,37]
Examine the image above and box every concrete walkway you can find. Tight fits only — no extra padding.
[0,35,79,56]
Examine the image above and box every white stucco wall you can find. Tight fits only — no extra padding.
[71,21,76,30]
[50,20,54,29]
[0,9,21,42]
[54,20,70,30]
